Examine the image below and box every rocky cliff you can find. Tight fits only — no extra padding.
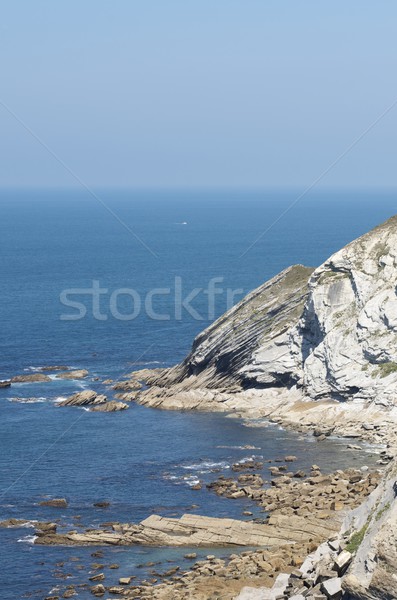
[143,215,397,409]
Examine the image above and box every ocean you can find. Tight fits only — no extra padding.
[0,189,395,599]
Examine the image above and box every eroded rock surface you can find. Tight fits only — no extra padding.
[138,216,397,410]
[57,390,106,407]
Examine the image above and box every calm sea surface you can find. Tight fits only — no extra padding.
[0,189,395,599]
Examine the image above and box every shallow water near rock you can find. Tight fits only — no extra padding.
[0,190,395,598]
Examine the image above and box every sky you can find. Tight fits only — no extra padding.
[0,1,396,190]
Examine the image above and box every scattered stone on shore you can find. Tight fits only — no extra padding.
[232,460,264,472]
[56,370,89,380]
[90,584,105,596]
[102,379,113,384]
[58,391,106,407]
[11,373,51,383]
[39,498,68,508]
[90,400,128,412]
[93,502,110,508]
[206,468,381,519]
[88,573,105,582]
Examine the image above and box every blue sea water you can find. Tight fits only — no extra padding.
[0,189,396,599]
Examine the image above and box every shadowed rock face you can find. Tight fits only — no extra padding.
[147,265,314,391]
[145,215,397,407]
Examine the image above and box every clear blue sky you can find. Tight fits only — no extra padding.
[1,1,396,189]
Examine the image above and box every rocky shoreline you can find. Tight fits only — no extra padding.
[3,216,397,599]
[1,456,386,600]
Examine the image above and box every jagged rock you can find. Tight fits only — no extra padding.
[58,391,106,407]
[56,370,89,380]
[11,373,51,383]
[333,550,352,574]
[114,391,139,401]
[112,379,142,391]
[0,380,11,388]
[90,400,128,412]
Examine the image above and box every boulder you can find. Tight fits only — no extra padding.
[0,380,11,388]
[333,550,352,575]
[321,578,342,600]
[90,585,105,597]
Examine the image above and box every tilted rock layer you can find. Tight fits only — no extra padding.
[145,215,397,408]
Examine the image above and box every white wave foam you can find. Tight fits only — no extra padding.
[216,445,260,450]
[17,535,37,544]
[8,397,47,404]
[181,460,230,473]
[163,474,201,486]
[21,521,38,528]
[233,455,264,465]
[48,374,59,381]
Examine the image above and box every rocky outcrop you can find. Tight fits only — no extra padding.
[56,369,89,380]
[57,390,106,407]
[11,373,51,383]
[39,498,68,508]
[112,379,142,392]
[340,459,397,599]
[138,215,397,411]
[90,400,128,412]
[0,380,11,388]
[139,265,313,393]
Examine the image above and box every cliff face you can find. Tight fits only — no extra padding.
[149,215,397,407]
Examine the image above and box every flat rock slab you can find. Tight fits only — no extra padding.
[56,370,88,380]
[35,512,341,548]
[11,374,51,383]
